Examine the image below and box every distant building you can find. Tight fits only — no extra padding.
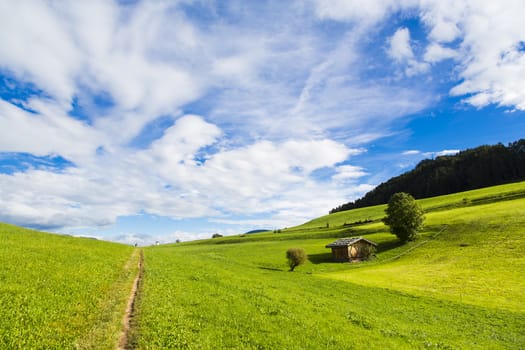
[325,237,377,262]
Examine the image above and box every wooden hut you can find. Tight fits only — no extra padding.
[325,237,377,262]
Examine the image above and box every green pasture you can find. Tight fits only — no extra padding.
[130,181,525,349]
[2,181,525,348]
[0,223,137,349]
[323,198,525,312]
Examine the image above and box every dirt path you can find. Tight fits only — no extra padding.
[117,249,144,350]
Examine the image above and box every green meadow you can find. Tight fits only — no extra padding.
[2,181,525,348]
[130,181,525,349]
[0,224,138,349]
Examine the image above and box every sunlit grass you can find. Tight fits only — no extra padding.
[320,196,525,313]
[0,224,137,349]
[131,181,525,349]
[3,180,525,348]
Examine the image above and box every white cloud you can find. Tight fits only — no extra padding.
[0,100,105,160]
[332,165,368,182]
[0,1,81,105]
[147,115,222,167]
[420,0,463,43]
[2,1,385,238]
[424,43,458,63]
[315,0,392,23]
[0,109,364,231]
[388,28,414,62]
[0,0,434,149]
[316,0,525,110]
[184,138,357,214]
[1,0,523,241]
[427,20,461,43]
[314,0,418,25]
[388,27,430,76]
[433,149,459,157]
[421,0,525,110]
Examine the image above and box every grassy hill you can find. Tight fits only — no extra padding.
[0,224,138,349]
[129,181,525,349]
[2,181,525,348]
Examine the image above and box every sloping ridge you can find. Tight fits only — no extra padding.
[331,139,525,213]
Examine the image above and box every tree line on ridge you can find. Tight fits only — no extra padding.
[330,139,525,214]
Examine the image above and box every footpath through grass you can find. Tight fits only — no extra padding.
[0,224,138,349]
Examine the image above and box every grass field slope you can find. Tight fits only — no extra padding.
[131,181,525,349]
[2,181,524,348]
[0,224,138,349]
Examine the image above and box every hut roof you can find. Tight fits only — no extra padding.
[325,237,378,248]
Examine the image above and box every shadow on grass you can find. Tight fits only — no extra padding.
[258,266,284,272]
[308,252,334,264]
[376,240,405,253]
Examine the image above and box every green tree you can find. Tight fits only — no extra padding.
[286,248,307,271]
[383,192,425,242]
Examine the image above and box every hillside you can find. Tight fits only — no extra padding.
[3,181,525,348]
[0,224,138,349]
[129,181,525,349]
[331,139,525,213]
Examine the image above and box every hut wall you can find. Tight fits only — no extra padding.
[353,241,373,259]
[330,242,375,262]
[331,247,350,261]
[350,245,358,258]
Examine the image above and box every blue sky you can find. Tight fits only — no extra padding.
[1,0,524,245]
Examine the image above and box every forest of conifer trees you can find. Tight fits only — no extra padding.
[330,139,525,214]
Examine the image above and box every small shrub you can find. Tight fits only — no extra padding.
[286,248,307,271]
